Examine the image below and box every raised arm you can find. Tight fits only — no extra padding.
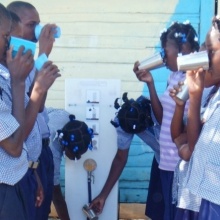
[0,47,34,157]
[133,61,163,124]
[24,61,60,138]
[186,68,204,152]
[169,84,186,141]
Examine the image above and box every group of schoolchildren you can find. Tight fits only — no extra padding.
[137,17,220,220]
[0,1,61,220]
[89,16,220,220]
[1,1,220,220]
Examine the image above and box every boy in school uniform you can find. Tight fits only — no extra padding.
[0,4,32,219]
[7,1,59,219]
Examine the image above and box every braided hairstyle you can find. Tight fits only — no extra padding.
[111,92,154,134]
[57,115,94,160]
[160,21,200,53]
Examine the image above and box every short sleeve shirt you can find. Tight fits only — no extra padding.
[185,88,220,206]
[115,111,160,163]
[47,108,70,185]
[0,64,41,162]
[0,66,28,185]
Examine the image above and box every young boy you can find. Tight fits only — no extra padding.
[7,1,59,219]
[0,4,33,219]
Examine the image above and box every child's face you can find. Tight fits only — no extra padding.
[10,22,23,38]
[163,39,179,72]
[163,39,193,72]
[17,8,40,42]
[0,18,11,64]
[204,28,220,87]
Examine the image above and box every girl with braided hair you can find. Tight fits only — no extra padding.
[133,21,199,220]
[181,15,220,220]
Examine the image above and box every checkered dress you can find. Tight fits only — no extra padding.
[185,88,220,206]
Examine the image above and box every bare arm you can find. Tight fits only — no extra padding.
[53,185,70,220]
[38,24,56,57]
[34,170,44,207]
[24,61,60,138]
[186,69,204,152]
[0,47,33,156]
[90,149,129,214]
[169,86,186,141]
[27,69,47,113]
[133,61,163,124]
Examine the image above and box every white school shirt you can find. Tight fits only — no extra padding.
[185,87,220,206]
[0,67,28,185]
[0,64,41,162]
[47,108,70,185]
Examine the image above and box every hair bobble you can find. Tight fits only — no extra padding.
[160,48,165,60]
[160,28,167,37]
[181,34,187,43]
[69,114,76,121]
[174,32,179,38]
[183,20,190,25]
[174,32,187,43]
[194,36,198,42]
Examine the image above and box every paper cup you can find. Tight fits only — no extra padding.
[10,36,36,57]
[35,53,48,71]
[35,24,61,40]
[177,51,209,71]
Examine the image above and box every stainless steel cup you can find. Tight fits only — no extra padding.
[177,50,209,71]
[138,52,164,71]
[176,79,189,101]
[82,204,98,220]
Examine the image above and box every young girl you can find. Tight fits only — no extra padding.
[168,42,216,220]
[133,21,199,220]
[184,16,220,220]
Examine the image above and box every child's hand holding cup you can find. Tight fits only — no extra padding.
[10,36,36,58]
[35,24,61,40]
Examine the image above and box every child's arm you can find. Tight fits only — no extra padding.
[0,47,34,157]
[24,62,60,139]
[169,85,186,141]
[186,69,204,152]
[173,133,191,161]
[133,61,163,124]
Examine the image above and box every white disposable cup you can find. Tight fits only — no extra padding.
[35,24,61,40]
[10,36,36,57]
[35,53,48,71]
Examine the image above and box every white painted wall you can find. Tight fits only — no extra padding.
[2,0,179,108]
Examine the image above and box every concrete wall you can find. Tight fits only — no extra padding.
[2,0,215,203]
